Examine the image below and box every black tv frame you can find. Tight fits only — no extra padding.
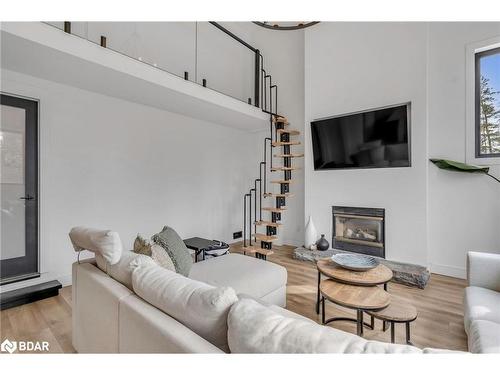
[310,102,412,171]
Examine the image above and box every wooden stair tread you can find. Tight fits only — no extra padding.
[271,167,301,171]
[242,246,274,256]
[255,221,282,227]
[272,115,289,125]
[277,129,300,136]
[262,207,287,212]
[270,180,294,184]
[263,193,294,198]
[274,153,304,158]
[272,141,301,147]
[254,234,278,242]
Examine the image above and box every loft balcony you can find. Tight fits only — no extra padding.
[0,22,269,131]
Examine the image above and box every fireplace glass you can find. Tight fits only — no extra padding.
[332,206,385,258]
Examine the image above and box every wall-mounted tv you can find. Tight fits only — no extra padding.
[310,103,411,170]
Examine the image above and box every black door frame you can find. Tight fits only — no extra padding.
[0,93,39,285]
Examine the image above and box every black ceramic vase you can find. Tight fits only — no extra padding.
[316,234,329,251]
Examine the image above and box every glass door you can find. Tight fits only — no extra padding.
[0,94,39,285]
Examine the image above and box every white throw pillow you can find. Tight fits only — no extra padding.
[131,261,238,352]
[69,226,123,265]
[95,251,156,290]
[227,299,423,354]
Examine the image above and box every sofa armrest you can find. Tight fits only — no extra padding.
[467,251,500,292]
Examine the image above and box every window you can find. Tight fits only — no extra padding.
[475,47,500,157]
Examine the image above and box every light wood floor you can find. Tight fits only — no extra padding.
[0,244,468,353]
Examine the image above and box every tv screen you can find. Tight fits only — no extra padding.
[310,104,411,170]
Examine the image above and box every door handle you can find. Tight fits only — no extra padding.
[19,195,35,200]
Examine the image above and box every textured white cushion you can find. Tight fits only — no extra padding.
[227,299,425,354]
[464,286,500,333]
[131,262,238,352]
[69,226,123,265]
[468,320,500,353]
[95,251,156,290]
[150,244,176,272]
[189,254,287,305]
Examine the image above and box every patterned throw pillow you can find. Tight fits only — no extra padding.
[151,226,193,276]
[134,234,176,272]
[133,234,152,256]
[150,243,176,272]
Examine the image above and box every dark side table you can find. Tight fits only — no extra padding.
[183,237,225,262]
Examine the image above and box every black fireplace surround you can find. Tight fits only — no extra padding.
[332,206,385,258]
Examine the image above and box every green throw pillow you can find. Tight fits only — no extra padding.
[151,226,192,276]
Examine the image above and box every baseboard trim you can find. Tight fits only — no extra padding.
[430,263,466,279]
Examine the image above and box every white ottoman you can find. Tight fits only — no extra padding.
[189,254,287,307]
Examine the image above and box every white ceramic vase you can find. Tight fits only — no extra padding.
[305,215,318,250]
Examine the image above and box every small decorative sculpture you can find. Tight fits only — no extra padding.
[316,234,329,251]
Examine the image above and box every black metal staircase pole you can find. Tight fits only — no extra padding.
[254,49,260,108]
[272,85,278,116]
[260,54,266,109]
[264,75,271,112]
[249,189,254,246]
[256,177,262,221]
[260,161,266,195]
[268,77,273,114]
[243,194,248,248]
[253,181,258,234]
[264,137,272,176]
[261,68,266,111]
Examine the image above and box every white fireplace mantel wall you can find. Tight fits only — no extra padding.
[305,22,500,278]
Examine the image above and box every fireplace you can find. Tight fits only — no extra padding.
[332,206,385,258]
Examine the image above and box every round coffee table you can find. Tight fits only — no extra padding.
[316,258,393,314]
[366,295,417,344]
[320,279,391,336]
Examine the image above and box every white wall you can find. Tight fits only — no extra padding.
[0,69,258,290]
[305,23,429,266]
[305,22,500,276]
[427,23,500,277]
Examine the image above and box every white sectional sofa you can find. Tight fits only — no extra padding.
[464,251,500,353]
[71,253,454,353]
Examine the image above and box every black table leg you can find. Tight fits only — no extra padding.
[370,315,375,330]
[357,309,363,336]
[406,322,413,345]
[383,320,388,331]
[384,282,387,291]
[390,321,395,343]
[316,271,321,314]
[321,296,326,324]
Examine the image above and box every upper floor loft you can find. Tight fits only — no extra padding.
[0,22,283,131]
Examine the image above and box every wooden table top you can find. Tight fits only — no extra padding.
[367,295,418,322]
[317,258,393,286]
[320,279,391,310]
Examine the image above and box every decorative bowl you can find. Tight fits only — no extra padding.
[331,253,379,271]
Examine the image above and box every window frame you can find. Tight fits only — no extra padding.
[466,36,500,167]
[475,46,500,158]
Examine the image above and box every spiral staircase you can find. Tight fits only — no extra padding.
[242,114,303,259]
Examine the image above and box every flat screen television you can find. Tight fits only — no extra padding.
[310,103,411,170]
